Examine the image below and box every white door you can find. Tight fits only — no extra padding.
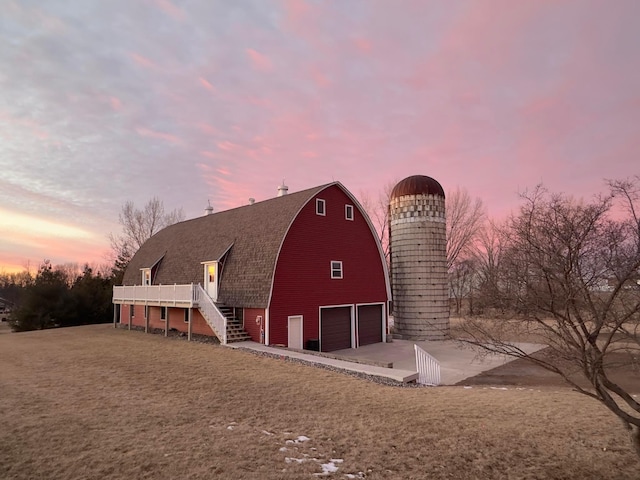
[288,316,303,349]
[204,262,218,301]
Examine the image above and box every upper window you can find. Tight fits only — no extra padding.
[160,307,167,321]
[345,204,354,221]
[129,304,135,318]
[184,309,189,323]
[141,268,151,285]
[316,198,326,216]
[331,261,343,279]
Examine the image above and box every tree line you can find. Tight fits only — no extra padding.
[2,197,184,332]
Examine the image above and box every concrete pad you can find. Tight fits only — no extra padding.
[331,339,546,385]
[229,339,546,386]
[227,341,419,383]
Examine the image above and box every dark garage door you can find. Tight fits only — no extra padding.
[357,304,383,346]
[320,307,351,352]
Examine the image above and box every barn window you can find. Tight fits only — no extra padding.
[184,309,189,323]
[316,198,326,216]
[331,261,343,279]
[129,304,135,318]
[144,305,149,319]
[345,204,354,221]
[160,307,167,321]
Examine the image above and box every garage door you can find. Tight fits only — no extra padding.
[320,307,352,352]
[357,304,383,346]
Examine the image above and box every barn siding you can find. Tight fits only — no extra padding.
[243,308,266,343]
[269,185,388,347]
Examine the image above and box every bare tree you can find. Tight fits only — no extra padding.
[461,180,640,459]
[109,197,184,281]
[359,180,397,261]
[446,186,486,271]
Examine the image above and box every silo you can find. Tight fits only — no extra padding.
[389,175,449,340]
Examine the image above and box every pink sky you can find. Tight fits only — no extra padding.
[1,0,639,273]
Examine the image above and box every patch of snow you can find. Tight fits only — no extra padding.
[345,473,365,479]
[279,447,288,452]
[463,386,473,389]
[227,426,234,430]
[313,459,344,476]
[262,430,274,436]
[286,435,311,444]
[490,387,508,390]
[285,457,307,464]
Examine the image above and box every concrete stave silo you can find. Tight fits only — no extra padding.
[389,175,449,340]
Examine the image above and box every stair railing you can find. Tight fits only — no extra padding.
[194,285,227,344]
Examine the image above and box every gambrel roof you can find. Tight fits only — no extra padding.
[122,183,332,307]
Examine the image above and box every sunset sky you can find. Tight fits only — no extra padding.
[1,0,639,273]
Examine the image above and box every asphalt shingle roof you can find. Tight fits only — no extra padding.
[122,183,331,307]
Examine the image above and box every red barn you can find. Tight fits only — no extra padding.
[112,182,390,352]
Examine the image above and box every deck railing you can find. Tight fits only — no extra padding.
[414,344,441,386]
[112,284,196,306]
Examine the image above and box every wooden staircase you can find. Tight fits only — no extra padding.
[217,305,252,343]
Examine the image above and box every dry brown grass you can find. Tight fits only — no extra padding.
[0,325,638,479]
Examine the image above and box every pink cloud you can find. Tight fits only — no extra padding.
[199,151,217,159]
[129,53,157,69]
[196,122,219,135]
[246,48,273,72]
[109,96,123,111]
[216,141,238,151]
[353,37,372,53]
[152,0,186,21]
[199,77,215,92]
[135,127,181,143]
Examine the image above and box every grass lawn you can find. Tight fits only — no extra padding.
[0,324,638,479]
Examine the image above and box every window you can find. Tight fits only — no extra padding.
[144,306,149,319]
[129,304,135,318]
[141,268,151,285]
[345,204,354,221]
[331,261,343,279]
[160,307,167,321]
[316,198,326,216]
[184,309,189,323]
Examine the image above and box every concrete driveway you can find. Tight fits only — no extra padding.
[332,339,546,385]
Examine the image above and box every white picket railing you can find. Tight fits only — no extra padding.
[112,284,196,305]
[414,344,441,386]
[193,284,227,345]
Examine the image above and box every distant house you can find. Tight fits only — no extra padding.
[113,182,391,352]
[0,297,12,322]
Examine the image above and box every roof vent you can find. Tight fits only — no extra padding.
[249,198,255,205]
[277,181,288,197]
[204,200,214,216]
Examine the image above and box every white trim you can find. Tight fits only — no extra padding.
[265,309,270,345]
[330,260,343,279]
[318,304,355,352]
[355,302,386,347]
[141,268,151,286]
[287,315,304,349]
[316,198,326,216]
[345,204,354,221]
[202,261,219,302]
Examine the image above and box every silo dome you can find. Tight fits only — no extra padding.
[390,175,445,199]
